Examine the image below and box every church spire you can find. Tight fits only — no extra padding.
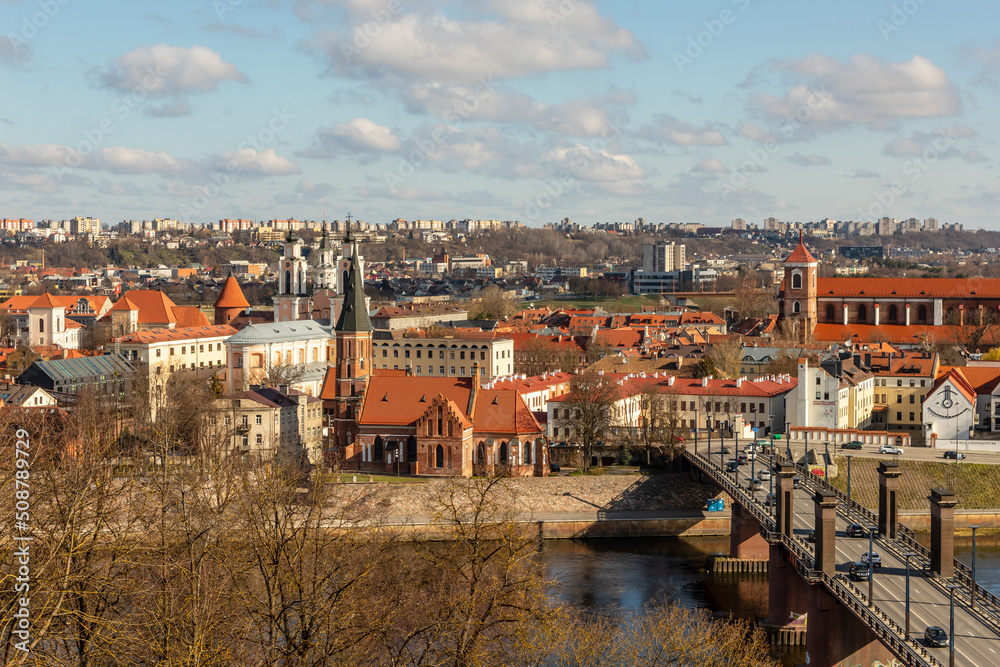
[335,245,371,333]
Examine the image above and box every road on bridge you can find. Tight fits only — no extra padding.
[696,442,1000,666]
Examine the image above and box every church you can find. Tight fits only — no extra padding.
[777,233,1000,346]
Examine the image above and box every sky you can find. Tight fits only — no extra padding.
[3,0,1000,229]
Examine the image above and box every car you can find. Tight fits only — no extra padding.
[861,552,882,568]
[758,469,771,481]
[943,451,966,460]
[549,462,560,473]
[737,452,748,465]
[793,476,803,489]
[721,446,731,455]
[745,449,757,461]
[846,523,865,538]
[765,493,775,506]
[806,529,815,543]
[879,444,904,455]
[726,460,740,472]
[842,440,864,450]
[849,561,871,581]
[749,479,763,491]
[924,626,949,648]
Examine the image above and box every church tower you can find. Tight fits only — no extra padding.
[331,232,372,448]
[312,221,338,291]
[780,231,818,341]
[273,229,310,322]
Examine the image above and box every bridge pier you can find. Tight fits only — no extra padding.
[806,583,896,667]
[930,488,957,578]
[775,463,796,537]
[877,462,902,538]
[813,489,838,575]
[766,542,809,628]
[729,501,769,559]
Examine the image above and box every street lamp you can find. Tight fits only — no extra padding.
[824,441,829,481]
[846,455,854,520]
[768,415,774,459]
[948,583,960,667]
[904,551,918,639]
[971,525,980,609]
[868,525,876,605]
[694,406,699,456]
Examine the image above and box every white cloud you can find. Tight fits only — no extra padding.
[319,117,402,154]
[541,145,645,181]
[847,169,880,178]
[738,122,778,144]
[882,126,970,159]
[639,115,726,147]
[749,54,960,131]
[92,147,190,174]
[96,44,248,115]
[692,158,728,173]
[309,0,642,85]
[216,148,301,175]
[787,152,831,167]
[0,172,58,193]
[0,143,74,167]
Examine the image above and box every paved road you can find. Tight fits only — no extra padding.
[702,446,1000,666]
[687,436,1000,465]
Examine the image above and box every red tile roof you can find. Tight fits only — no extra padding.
[319,366,337,400]
[817,277,1000,299]
[785,232,817,264]
[473,389,542,435]
[938,365,1000,395]
[214,276,250,309]
[358,376,473,427]
[172,306,210,328]
[118,325,237,344]
[112,291,178,324]
[931,369,977,404]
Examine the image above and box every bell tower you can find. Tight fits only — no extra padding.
[273,228,310,322]
[781,231,818,341]
[331,233,372,448]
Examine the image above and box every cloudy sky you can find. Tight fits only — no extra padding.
[2,0,1000,228]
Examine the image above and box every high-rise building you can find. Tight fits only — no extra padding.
[642,242,686,272]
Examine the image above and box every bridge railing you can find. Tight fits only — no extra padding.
[824,573,943,667]
[685,451,775,532]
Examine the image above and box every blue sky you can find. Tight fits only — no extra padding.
[2,0,1000,228]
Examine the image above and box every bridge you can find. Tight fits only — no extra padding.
[683,442,1000,667]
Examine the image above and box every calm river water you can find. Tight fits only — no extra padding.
[537,534,1000,667]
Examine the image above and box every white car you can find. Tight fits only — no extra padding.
[861,552,882,568]
[878,445,904,455]
[758,469,772,481]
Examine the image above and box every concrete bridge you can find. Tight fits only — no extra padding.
[684,445,1000,667]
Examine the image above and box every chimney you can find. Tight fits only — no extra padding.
[736,377,743,387]
[864,353,871,367]
[701,376,708,387]
[667,375,675,386]
[472,361,481,387]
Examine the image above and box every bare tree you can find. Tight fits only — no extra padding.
[708,336,743,380]
[566,370,619,471]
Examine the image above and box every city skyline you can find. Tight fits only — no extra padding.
[3,1,1000,227]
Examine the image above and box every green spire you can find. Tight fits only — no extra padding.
[335,245,371,332]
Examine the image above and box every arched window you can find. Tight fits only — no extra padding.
[825,304,834,321]
[407,436,417,462]
[437,407,443,436]
[791,272,802,290]
[448,420,453,437]
[523,441,532,465]
[793,301,801,314]
[857,304,867,323]
[918,305,927,322]
[284,270,291,295]
[499,441,508,464]
[342,270,350,293]
[435,444,444,468]
[888,304,898,322]
[38,318,44,333]
[477,442,486,464]
[373,436,384,462]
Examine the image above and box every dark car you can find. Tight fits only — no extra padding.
[793,476,803,489]
[549,462,560,473]
[943,451,966,460]
[726,460,740,472]
[846,523,865,538]
[765,493,775,506]
[842,441,864,450]
[806,529,815,543]
[849,562,871,581]
[924,626,949,648]
[737,452,748,465]
[721,446,731,455]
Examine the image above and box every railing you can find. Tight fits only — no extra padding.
[824,573,943,667]
[685,451,775,533]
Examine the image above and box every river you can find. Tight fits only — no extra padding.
[538,534,1000,667]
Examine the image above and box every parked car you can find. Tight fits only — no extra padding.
[758,469,772,481]
[861,552,882,568]
[726,460,740,472]
[842,440,864,450]
[879,444,904,455]
[549,463,560,473]
[943,451,966,460]
[846,523,865,538]
[924,626,949,648]
[849,561,871,581]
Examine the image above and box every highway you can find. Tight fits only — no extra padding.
[699,443,1000,666]
[832,443,1000,465]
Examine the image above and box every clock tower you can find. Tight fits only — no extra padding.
[273,228,310,322]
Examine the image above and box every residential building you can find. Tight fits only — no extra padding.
[786,354,875,431]
[643,242,686,272]
[213,385,324,464]
[868,350,938,432]
[225,320,332,391]
[372,335,514,379]
[370,304,468,330]
[17,354,136,400]
[0,383,57,407]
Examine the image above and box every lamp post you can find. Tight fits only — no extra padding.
[948,584,959,667]
[694,406,699,457]
[904,552,918,639]
[868,525,876,605]
[768,415,774,460]
[706,417,712,466]
[721,420,727,469]
[846,455,854,520]
[824,441,829,482]
[971,525,980,609]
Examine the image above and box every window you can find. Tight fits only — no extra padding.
[450,351,455,359]
[460,351,465,360]
[816,392,821,400]
[826,304,835,321]
[416,365,422,373]
[857,304,867,323]
[200,344,204,352]
[460,367,466,375]
[256,414,262,425]
[816,377,821,385]
[256,433,263,445]
[170,347,175,356]
[680,401,687,411]
[897,412,902,421]
[405,350,410,358]
[225,416,231,426]
[393,350,399,358]
[440,366,445,374]
[759,403,764,412]
[740,403,746,412]
[181,346,186,354]
[824,393,829,400]
[793,301,801,314]
[450,366,456,374]
[918,305,927,322]
[156,349,161,357]
[897,380,902,387]
[909,412,914,421]
[888,304,898,322]
[416,350,421,358]
[382,349,387,357]
[439,351,445,359]
[909,395,915,403]
[791,272,802,289]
